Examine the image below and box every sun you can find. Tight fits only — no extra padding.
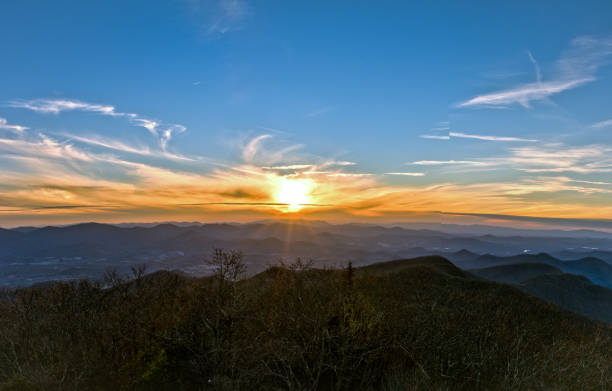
[276,178,312,212]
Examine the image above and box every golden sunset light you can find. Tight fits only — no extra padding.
[4,3,612,389]
[275,178,313,212]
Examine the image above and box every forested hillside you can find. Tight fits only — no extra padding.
[0,252,610,390]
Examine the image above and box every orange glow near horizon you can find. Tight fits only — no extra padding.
[1,152,612,230]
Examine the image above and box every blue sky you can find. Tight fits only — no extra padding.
[1,1,612,229]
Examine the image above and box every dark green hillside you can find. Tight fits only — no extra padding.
[520,273,612,323]
[358,255,466,277]
[449,251,612,289]
[0,253,610,391]
[470,262,562,284]
[563,257,612,288]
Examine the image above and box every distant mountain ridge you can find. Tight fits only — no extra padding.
[2,222,612,289]
[449,251,612,289]
[469,262,563,284]
[520,273,612,323]
[469,262,612,322]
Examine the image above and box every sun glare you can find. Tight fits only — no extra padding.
[276,178,312,212]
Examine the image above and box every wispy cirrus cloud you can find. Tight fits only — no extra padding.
[450,131,536,142]
[241,134,272,163]
[306,106,333,118]
[186,0,250,36]
[431,121,450,131]
[420,131,536,142]
[8,99,121,116]
[240,134,305,167]
[591,119,612,128]
[385,172,425,176]
[0,117,28,132]
[420,134,450,140]
[133,118,159,135]
[459,35,612,108]
[438,211,612,230]
[262,164,313,171]
[322,160,356,167]
[409,160,490,166]
[8,98,186,150]
[527,50,542,83]
[2,103,612,227]
[209,0,249,34]
[509,144,612,174]
[159,125,187,150]
[459,78,592,108]
[0,133,95,162]
[571,179,612,186]
[245,138,363,177]
[407,143,612,176]
[2,130,612,227]
[63,134,194,161]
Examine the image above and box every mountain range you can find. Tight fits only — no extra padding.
[2,221,611,324]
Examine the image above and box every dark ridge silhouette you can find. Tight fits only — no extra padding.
[520,273,612,323]
[358,255,466,278]
[554,249,612,265]
[470,262,563,284]
[450,251,612,289]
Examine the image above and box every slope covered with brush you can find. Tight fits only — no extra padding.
[0,254,610,391]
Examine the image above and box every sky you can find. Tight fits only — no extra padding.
[1,1,612,230]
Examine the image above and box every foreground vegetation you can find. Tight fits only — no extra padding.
[0,252,610,390]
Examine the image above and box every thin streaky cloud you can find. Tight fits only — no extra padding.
[67,134,153,155]
[0,205,122,212]
[420,134,450,140]
[239,134,306,166]
[242,134,272,163]
[459,35,612,108]
[450,132,537,142]
[520,167,612,173]
[261,164,313,170]
[178,202,332,207]
[9,98,186,150]
[326,173,372,177]
[459,78,592,108]
[420,132,536,142]
[437,212,612,229]
[0,134,96,162]
[571,179,612,186]
[384,172,425,176]
[506,144,612,174]
[306,106,333,118]
[431,120,450,131]
[205,0,249,35]
[321,160,357,167]
[592,119,612,128]
[8,99,120,116]
[0,117,28,132]
[527,50,542,83]
[134,118,160,135]
[160,125,186,150]
[32,204,121,210]
[410,160,489,166]
[64,134,195,161]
